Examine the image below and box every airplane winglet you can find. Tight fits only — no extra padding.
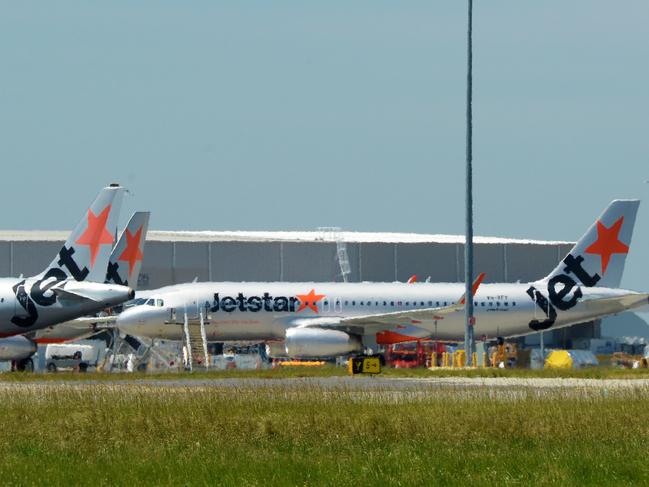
[459,272,486,305]
[407,275,417,284]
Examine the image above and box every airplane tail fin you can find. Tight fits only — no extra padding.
[105,211,150,289]
[42,184,126,283]
[541,200,639,288]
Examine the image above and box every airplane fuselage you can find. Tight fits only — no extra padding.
[0,276,133,338]
[117,281,647,343]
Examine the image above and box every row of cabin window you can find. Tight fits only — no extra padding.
[316,300,517,308]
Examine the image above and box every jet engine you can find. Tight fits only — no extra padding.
[265,342,289,359]
[284,327,362,358]
[0,336,38,361]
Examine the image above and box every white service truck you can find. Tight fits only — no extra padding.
[45,341,106,372]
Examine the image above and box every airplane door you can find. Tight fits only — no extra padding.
[182,301,199,321]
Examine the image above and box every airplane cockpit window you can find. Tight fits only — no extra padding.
[156,299,164,307]
[145,298,155,306]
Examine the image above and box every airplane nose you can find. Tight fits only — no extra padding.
[116,306,139,329]
[116,305,167,339]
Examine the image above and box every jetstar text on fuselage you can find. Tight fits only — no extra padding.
[210,292,324,313]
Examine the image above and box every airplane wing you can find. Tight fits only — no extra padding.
[340,303,460,328]
[289,272,487,334]
[68,315,118,325]
[288,301,462,335]
[60,318,103,330]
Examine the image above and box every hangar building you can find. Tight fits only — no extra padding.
[0,228,616,347]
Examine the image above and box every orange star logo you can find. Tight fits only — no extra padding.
[295,289,326,313]
[584,216,629,275]
[75,205,114,268]
[117,226,144,277]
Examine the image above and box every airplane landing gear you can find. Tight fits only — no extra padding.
[13,358,34,372]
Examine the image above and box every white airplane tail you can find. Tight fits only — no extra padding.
[105,211,150,289]
[41,184,126,283]
[541,199,639,288]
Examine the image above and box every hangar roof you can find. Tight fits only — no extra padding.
[0,230,573,246]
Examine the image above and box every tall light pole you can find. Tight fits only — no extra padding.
[464,0,475,366]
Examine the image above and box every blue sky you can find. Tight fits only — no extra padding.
[0,1,647,292]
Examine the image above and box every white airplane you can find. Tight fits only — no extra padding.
[117,200,648,358]
[25,211,151,345]
[0,185,137,368]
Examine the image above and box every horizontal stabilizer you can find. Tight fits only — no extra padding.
[582,292,649,315]
[51,280,133,305]
[52,287,99,303]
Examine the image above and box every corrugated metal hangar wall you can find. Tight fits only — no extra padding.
[137,240,576,289]
[0,239,573,288]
